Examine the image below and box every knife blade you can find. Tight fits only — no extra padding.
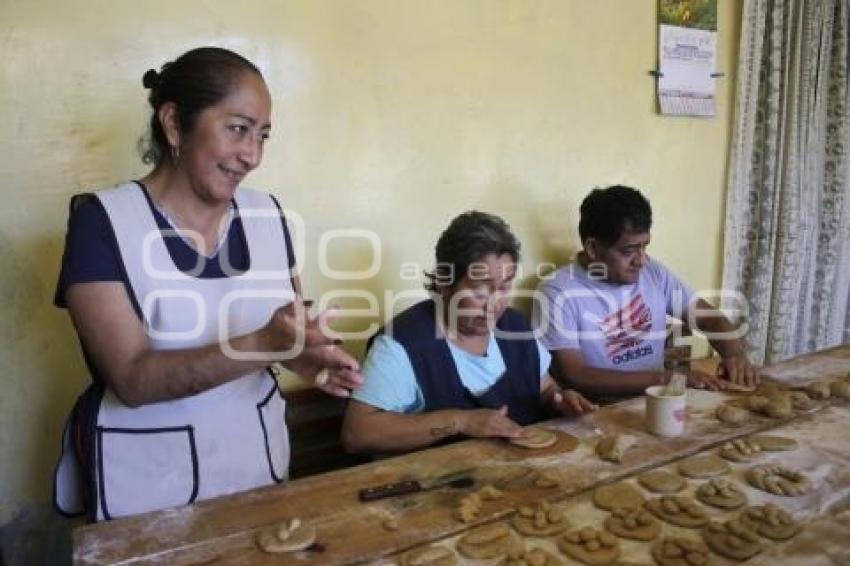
[358,469,475,502]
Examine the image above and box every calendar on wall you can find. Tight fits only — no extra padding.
[657,0,718,117]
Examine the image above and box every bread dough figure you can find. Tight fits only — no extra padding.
[702,518,763,561]
[645,496,709,528]
[738,503,801,541]
[457,522,521,559]
[557,527,621,565]
[604,506,661,541]
[746,464,810,496]
[695,478,747,509]
[651,537,712,566]
[512,500,570,536]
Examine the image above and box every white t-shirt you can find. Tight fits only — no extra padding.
[532,259,693,371]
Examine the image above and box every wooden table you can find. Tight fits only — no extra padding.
[73,346,850,565]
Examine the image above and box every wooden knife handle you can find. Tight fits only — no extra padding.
[358,480,421,501]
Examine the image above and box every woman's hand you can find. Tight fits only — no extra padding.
[457,405,523,439]
[550,388,597,416]
[301,345,363,398]
[260,301,341,354]
[262,301,363,397]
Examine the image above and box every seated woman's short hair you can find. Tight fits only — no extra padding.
[424,210,521,291]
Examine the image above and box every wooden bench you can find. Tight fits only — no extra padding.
[284,387,368,479]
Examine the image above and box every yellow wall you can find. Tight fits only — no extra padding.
[0,0,741,521]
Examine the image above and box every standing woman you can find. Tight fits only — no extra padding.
[53,47,361,521]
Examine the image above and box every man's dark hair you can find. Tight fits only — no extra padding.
[578,185,652,245]
[424,211,521,291]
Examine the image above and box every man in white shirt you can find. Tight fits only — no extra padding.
[533,186,759,401]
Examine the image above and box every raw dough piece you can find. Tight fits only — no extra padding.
[402,544,458,566]
[748,434,797,451]
[830,380,850,399]
[593,482,645,511]
[764,399,792,418]
[512,500,570,536]
[746,464,809,496]
[596,434,637,463]
[456,492,481,523]
[702,518,763,561]
[645,496,709,528]
[557,527,621,565]
[695,478,747,509]
[510,427,557,449]
[500,546,564,566]
[650,537,712,566]
[604,506,661,541]
[256,518,317,553]
[718,438,763,462]
[788,391,818,411]
[744,394,792,419]
[497,466,558,489]
[533,470,561,488]
[738,503,801,541]
[804,381,831,400]
[456,482,502,521]
[677,455,730,479]
[479,484,504,500]
[724,382,756,393]
[754,382,789,397]
[457,522,521,560]
[638,470,686,493]
[743,395,769,412]
[715,404,748,425]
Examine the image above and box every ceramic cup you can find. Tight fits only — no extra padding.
[645,385,687,436]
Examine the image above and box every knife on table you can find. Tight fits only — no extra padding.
[358,469,475,502]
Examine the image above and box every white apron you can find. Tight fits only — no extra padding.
[54,183,295,520]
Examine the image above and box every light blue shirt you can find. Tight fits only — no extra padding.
[352,333,552,413]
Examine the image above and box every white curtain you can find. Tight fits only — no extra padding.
[723,0,850,364]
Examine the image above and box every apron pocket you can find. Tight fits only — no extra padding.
[257,383,289,483]
[97,425,199,520]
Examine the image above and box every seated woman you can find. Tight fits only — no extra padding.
[342,211,596,455]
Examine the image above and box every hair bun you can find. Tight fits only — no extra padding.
[142,69,160,89]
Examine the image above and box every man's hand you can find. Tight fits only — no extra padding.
[551,389,598,416]
[682,369,728,391]
[717,354,760,388]
[457,405,523,439]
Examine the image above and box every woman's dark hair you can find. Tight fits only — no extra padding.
[578,185,653,246]
[139,47,262,164]
[424,211,521,291]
